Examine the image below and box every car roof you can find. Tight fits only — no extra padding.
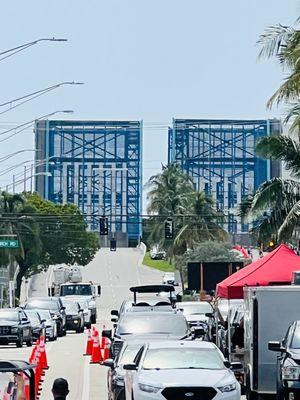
[179,301,211,306]
[27,297,59,301]
[120,311,185,318]
[147,340,217,350]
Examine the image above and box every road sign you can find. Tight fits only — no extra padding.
[0,240,19,248]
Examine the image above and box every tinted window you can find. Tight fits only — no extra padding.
[142,348,224,370]
[116,314,188,336]
[37,310,51,320]
[119,345,142,365]
[25,300,59,311]
[0,310,19,321]
[61,285,92,296]
[291,327,300,349]
[180,303,212,315]
[25,311,40,325]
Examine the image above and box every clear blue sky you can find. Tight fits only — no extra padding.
[0,0,298,210]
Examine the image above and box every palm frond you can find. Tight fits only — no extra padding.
[278,200,300,240]
[256,136,300,177]
[267,71,300,107]
[258,24,294,61]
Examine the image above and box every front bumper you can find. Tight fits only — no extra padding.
[0,335,20,344]
[133,385,240,400]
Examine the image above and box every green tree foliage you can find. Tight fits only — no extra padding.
[145,163,227,258]
[0,192,99,297]
[239,14,300,245]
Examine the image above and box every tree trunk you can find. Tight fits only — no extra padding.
[15,261,27,300]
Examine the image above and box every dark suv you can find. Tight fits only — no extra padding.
[269,320,300,400]
[24,297,66,337]
[0,308,32,347]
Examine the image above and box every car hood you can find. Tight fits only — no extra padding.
[0,320,18,327]
[137,368,231,387]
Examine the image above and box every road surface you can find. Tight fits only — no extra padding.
[1,247,162,399]
[0,247,245,399]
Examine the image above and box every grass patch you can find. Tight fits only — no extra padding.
[142,252,175,272]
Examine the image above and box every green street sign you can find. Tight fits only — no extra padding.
[0,240,19,248]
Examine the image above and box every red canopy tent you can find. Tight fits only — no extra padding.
[216,244,300,299]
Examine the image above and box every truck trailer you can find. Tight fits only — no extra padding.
[244,286,300,399]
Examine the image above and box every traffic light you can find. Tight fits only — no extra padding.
[165,218,173,239]
[110,238,117,251]
[99,216,108,235]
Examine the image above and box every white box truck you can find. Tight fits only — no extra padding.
[244,286,300,399]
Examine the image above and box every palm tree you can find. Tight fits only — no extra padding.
[146,164,227,256]
[174,192,227,250]
[258,22,300,105]
[240,178,300,243]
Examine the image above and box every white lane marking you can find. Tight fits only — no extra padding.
[81,351,90,400]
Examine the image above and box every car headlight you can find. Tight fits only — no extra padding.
[139,383,162,393]
[218,383,237,393]
[282,366,300,380]
[72,318,79,323]
[11,327,18,334]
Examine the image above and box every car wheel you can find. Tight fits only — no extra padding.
[86,322,92,329]
[26,337,33,347]
[91,314,97,324]
[245,373,258,400]
[62,329,67,336]
[16,335,23,348]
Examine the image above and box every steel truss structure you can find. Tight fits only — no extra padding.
[168,119,281,232]
[35,120,142,241]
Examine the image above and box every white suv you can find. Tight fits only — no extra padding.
[124,341,241,400]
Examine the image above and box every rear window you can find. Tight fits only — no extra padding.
[116,314,188,336]
[25,300,59,311]
[291,327,300,349]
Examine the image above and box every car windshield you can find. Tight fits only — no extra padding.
[291,327,300,349]
[142,348,224,370]
[25,300,59,311]
[119,345,142,365]
[180,303,212,315]
[37,310,51,320]
[61,285,92,296]
[116,314,188,336]
[0,310,19,321]
[25,311,40,325]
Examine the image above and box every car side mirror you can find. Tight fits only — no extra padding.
[79,309,84,313]
[41,319,46,323]
[102,329,112,339]
[123,363,137,371]
[205,313,214,318]
[22,317,28,322]
[230,362,243,371]
[224,360,231,369]
[268,341,282,352]
[111,317,118,323]
[102,359,114,368]
[111,310,119,316]
[60,306,66,311]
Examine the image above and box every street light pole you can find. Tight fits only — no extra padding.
[0,37,67,62]
[0,82,83,116]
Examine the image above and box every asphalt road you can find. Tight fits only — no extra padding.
[0,247,246,399]
[1,247,162,399]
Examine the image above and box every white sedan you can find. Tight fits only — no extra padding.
[124,340,241,400]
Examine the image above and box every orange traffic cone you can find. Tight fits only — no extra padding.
[39,335,49,370]
[84,329,93,356]
[90,330,103,364]
[24,374,30,400]
[102,337,111,360]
